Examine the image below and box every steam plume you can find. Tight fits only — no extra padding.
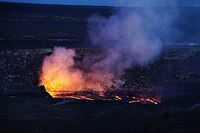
[40,4,180,93]
[88,7,179,75]
[39,47,116,93]
[39,47,85,93]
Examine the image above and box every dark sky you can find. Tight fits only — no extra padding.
[0,0,200,7]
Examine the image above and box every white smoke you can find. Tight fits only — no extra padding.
[40,2,180,93]
[87,6,179,76]
[40,47,116,92]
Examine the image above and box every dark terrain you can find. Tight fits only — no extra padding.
[0,2,200,133]
[0,2,200,49]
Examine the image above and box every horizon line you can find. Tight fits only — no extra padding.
[0,1,200,8]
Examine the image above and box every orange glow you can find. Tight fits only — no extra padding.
[39,47,115,97]
[39,48,85,96]
[129,97,160,104]
[39,47,160,105]
[115,95,122,100]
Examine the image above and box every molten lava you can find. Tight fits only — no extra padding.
[39,47,160,105]
[39,48,85,96]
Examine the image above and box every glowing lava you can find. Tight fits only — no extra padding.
[39,47,160,105]
[39,48,85,96]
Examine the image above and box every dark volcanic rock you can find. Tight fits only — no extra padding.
[0,46,199,98]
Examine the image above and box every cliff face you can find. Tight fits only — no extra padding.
[0,46,199,97]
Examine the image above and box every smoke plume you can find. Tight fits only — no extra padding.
[39,47,85,93]
[88,7,179,75]
[39,47,116,93]
[40,3,180,93]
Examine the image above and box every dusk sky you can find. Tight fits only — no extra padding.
[0,0,200,7]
